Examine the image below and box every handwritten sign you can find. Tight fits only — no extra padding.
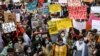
[49,4,61,13]
[68,0,81,6]
[68,6,87,19]
[92,20,100,31]
[2,22,16,33]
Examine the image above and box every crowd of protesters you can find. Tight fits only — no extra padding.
[0,0,99,56]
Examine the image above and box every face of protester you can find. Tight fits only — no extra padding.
[18,39,22,44]
[89,33,94,40]
[60,32,65,37]
[79,39,83,44]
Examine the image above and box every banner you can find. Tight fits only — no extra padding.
[2,22,16,33]
[92,20,100,31]
[58,0,67,3]
[49,4,61,13]
[91,6,100,13]
[57,18,72,30]
[26,0,38,11]
[68,6,87,19]
[4,13,16,22]
[68,0,81,6]
[48,21,58,34]
[73,20,86,30]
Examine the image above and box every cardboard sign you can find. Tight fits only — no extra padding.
[49,4,61,13]
[26,0,38,11]
[73,20,86,30]
[68,6,87,19]
[92,20,100,31]
[68,0,81,6]
[91,6,100,13]
[31,21,39,29]
[58,0,67,3]
[2,22,16,33]
[4,13,16,22]
[48,21,58,34]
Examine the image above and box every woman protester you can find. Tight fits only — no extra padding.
[51,37,68,56]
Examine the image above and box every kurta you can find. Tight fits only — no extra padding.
[52,43,67,56]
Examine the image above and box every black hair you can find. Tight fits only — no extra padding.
[7,48,14,52]
[24,45,29,55]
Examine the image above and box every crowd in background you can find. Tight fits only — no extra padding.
[0,0,99,56]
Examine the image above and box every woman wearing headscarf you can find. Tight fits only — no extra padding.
[51,37,68,56]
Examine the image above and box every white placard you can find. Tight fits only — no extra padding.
[91,6,100,13]
[13,0,20,3]
[2,22,16,33]
[16,13,20,22]
[73,20,86,30]
[59,0,67,3]
[92,20,100,31]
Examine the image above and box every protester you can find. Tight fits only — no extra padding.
[0,0,99,56]
[51,38,68,56]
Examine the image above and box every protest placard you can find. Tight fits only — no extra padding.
[73,20,86,30]
[92,20,100,31]
[2,22,16,33]
[16,13,20,22]
[57,18,72,30]
[68,6,87,19]
[42,3,50,14]
[4,13,16,22]
[48,18,72,34]
[58,0,67,3]
[48,20,58,34]
[49,4,61,13]
[68,0,81,6]
[91,6,100,13]
[26,0,38,11]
